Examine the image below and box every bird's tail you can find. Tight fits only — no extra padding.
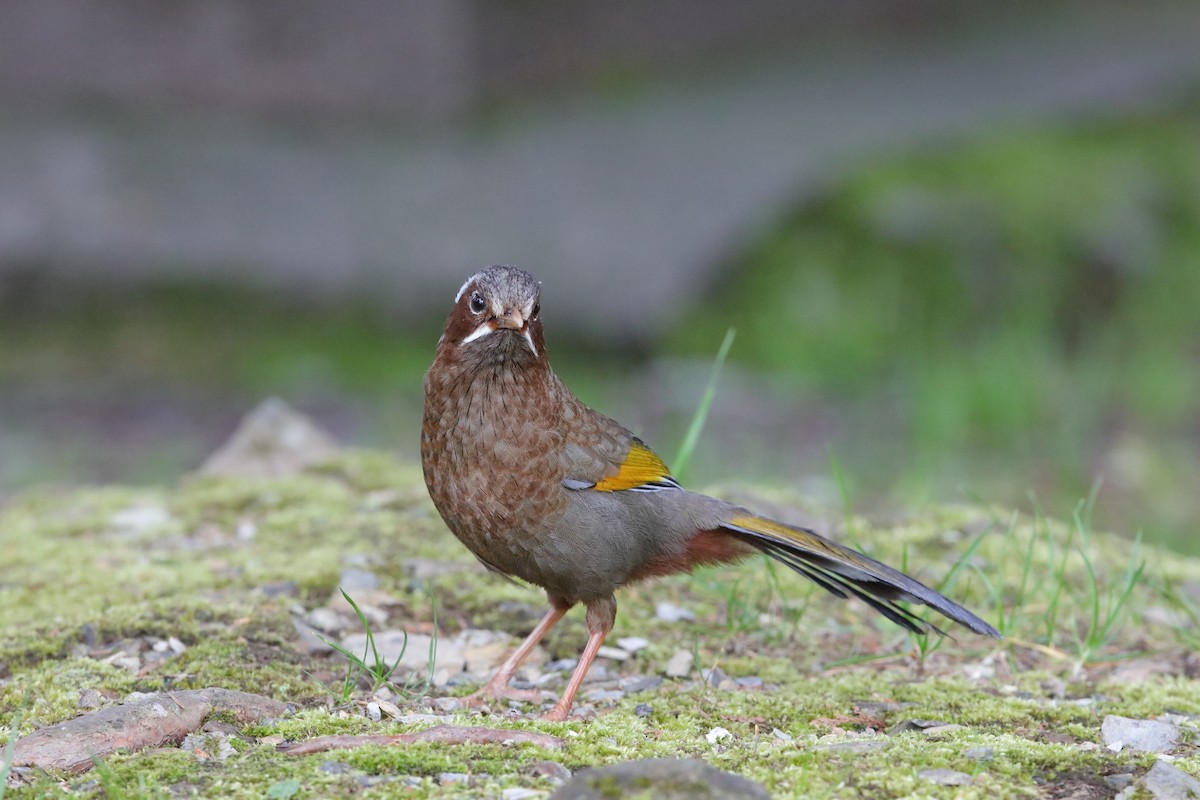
[720,513,1000,638]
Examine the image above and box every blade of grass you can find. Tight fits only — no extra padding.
[0,694,26,800]
[317,589,407,701]
[672,327,735,479]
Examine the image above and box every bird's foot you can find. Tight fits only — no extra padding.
[539,705,570,722]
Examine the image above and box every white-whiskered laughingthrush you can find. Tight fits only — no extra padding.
[421,265,1000,721]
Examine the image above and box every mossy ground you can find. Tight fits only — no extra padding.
[2,451,1198,798]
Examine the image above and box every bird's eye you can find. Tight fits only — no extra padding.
[531,302,540,319]
[469,292,486,314]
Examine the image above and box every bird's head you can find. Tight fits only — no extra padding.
[438,265,546,366]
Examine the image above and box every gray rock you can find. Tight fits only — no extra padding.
[618,675,663,694]
[339,568,378,591]
[433,696,461,713]
[963,747,994,761]
[816,739,889,754]
[735,676,763,689]
[655,602,696,623]
[1102,715,1182,754]
[502,790,544,800]
[77,688,108,710]
[1105,773,1134,790]
[888,718,954,735]
[340,630,464,675]
[319,761,354,775]
[919,769,973,786]
[596,646,629,661]
[616,637,650,653]
[664,650,694,679]
[458,628,520,674]
[306,608,349,635]
[197,398,341,478]
[1115,760,1200,800]
[550,758,768,800]
[525,760,572,786]
[634,703,653,717]
[584,689,624,703]
[291,618,335,655]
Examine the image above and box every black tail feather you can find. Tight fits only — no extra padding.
[721,517,1000,638]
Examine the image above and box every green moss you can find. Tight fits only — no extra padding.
[3,450,1200,797]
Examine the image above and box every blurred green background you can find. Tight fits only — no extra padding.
[1,2,1198,554]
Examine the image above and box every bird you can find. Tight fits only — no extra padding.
[421,265,1000,721]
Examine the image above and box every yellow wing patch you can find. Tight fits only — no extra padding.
[592,440,678,492]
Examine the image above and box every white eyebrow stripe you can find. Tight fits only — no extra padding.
[455,272,483,303]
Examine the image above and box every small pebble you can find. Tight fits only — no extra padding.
[319,761,354,775]
[922,724,964,737]
[1101,715,1182,754]
[701,667,729,686]
[963,746,994,760]
[501,789,543,800]
[634,703,653,717]
[433,696,461,713]
[616,636,650,653]
[365,701,381,722]
[771,728,793,742]
[817,740,889,753]
[396,714,444,724]
[655,601,696,622]
[525,760,572,785]
[584,689,624,703]
[664,650,694,678]
[706,727,732,745]
[618,675,663,693]
[919,768,972,786]
[597,646,629,661]
[439,773,470,786]
[544,658,578,672]
[581,664,609,682]
[77,688,106,709]
[306,607,347,634]
[888,718,953,735]
[1104,773,1134,790]
[735,676,763,689]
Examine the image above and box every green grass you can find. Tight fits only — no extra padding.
[670,105,1200,553]
[0,695,23,800]
[1,449,1197,798]
[3,106,1198,555]
[671,327,736,480]
[318,590,410,703]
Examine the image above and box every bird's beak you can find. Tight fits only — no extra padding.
[494,310,526,331]
[494,308,538,355]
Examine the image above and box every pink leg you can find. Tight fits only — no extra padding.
[541,597,615,721]
[465,601,569,706]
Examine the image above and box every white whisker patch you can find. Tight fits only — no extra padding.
[522,329,538,356]
[462,323,493,344]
